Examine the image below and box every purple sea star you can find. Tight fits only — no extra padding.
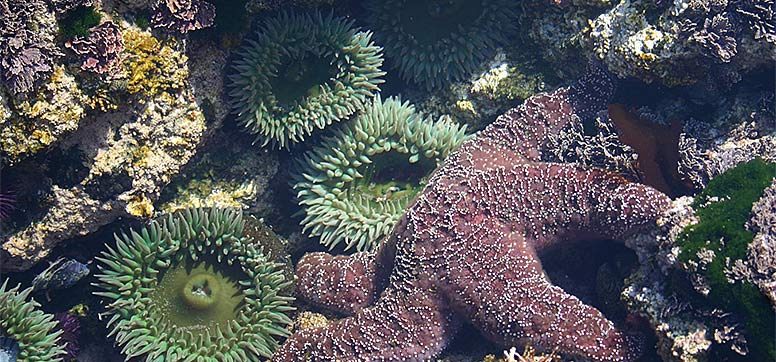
[274,66,672,361]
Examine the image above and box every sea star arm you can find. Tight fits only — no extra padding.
[295,240,395,315]
[468,264,641,361]
[272,287,459,362]
[477,64,616,161]
[446,163,671,248]
[295,252,381,315]
[437,222,641,362]
[422,162,668,361]
[531,163,672,245]
[586,172,673,240]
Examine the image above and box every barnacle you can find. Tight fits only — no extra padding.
[365,0,518,90]
[0,280,66,362]
[293,96,467,251]
[94,208,294,361]
[228,11,385,147]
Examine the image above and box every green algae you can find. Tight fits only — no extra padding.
[677,158,776,360]
[58,6,101,39]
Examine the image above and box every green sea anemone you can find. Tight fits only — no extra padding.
[364,0,518,90]
[94,208,294,361]
[228,11,385,148]
[0,280,66,362]
[293,95,468,251]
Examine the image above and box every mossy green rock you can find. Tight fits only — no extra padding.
[59,6,101,39]
[678,158,776,360]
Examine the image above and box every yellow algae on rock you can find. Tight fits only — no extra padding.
[160,178,261,213]
[125,194,154,218]
[455,99,478,119]
[292,311,330,333]
[0,66,87,164]
[123,28,188,98]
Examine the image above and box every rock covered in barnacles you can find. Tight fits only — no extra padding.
[622,197,750,361]
[622,265,748,361]
[624,158,776,360]
[415,51,554,132]
[750,180,776,239]
[31,258,90,293]
[531,0,775,86]
[151,0,216,33]
[65,22,124,78]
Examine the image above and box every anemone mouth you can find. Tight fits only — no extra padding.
[94,208,294,360]
[352,150,437,208]
[181,272,222,311]
[293,96,468,251]
[228,12,385,148]
[400,0,485,45]
[153,259,243,330]
[269,54,335,108]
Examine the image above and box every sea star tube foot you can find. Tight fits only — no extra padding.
[276,65,671,361]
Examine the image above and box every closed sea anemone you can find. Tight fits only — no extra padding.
[293,95,468,251]
[94,208,294,361]
[228,11,385,147]
[365,0,518,90]
[0,280,66,362]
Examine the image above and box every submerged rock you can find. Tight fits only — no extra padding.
[1,24,217,271]
[528,0,775,87]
